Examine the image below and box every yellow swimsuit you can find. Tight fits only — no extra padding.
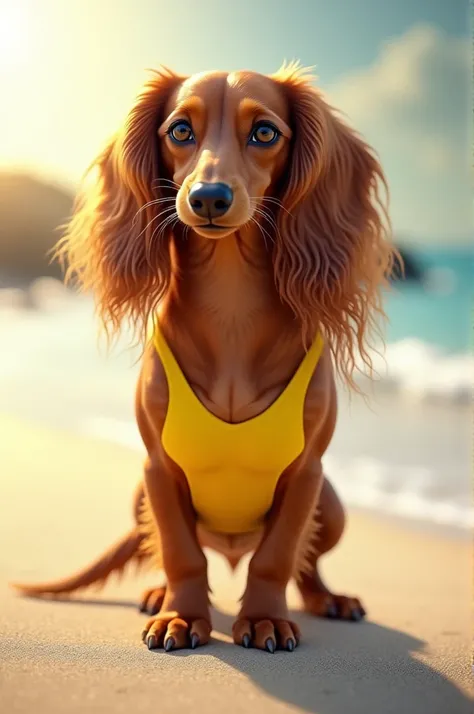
[153,325,324,535]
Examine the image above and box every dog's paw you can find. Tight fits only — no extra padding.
[139,585,167,615]
[301,591,366,621]
[142,613,212,651]
[232,617,301,653]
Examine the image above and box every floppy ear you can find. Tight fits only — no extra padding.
[56,67,183,343]
[272,66,397,387]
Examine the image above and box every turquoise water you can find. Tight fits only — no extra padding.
[384,248,473,354]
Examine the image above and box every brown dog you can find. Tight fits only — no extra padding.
[12,63,397,653]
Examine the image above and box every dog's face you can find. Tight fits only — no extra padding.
[158,71,292,239]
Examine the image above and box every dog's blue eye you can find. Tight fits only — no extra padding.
[168,121,195,144]
[248,122,280,146]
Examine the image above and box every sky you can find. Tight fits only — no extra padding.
[0,0,471,246]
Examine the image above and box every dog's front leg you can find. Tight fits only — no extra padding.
[233,460,323,652]
[141,456,211,652]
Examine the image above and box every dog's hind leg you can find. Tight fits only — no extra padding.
[295,476,366,621]
[139,584,167,614]
[131,481,169,614]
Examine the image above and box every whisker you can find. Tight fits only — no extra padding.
[257,221,275,249]
[151,211,179,245]
[249,215,274,251]
[132,197,177,225]
[248,216,266,250]
[249,199,286,246]
[151,178,181,190]
[144,211,179,262]
[249,195,295,219]
[251,205,279,234]
[140,196,177,208]
[152,209,178,235]
[250,201,279,232]
[251,206,279,244]
[137,205,177,240]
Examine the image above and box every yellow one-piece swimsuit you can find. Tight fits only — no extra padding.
[153,324,324,535]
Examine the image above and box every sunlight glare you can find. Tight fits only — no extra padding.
[0,4,28,66]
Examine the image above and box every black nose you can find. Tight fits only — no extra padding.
[188,182,234,219]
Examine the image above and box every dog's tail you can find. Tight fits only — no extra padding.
[10,528,149,598]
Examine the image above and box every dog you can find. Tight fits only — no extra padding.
[12,62,397,653]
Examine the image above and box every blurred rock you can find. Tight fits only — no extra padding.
[0,287,32,312]
[29,277,75,310]
[390,244,424,283]
[0,171,74,286]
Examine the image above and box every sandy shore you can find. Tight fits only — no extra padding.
[0,413,472,713]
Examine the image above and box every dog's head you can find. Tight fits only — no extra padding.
[158,69,291,240]
[59,63,397,385]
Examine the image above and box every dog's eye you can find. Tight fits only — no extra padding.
[248,122,280,146]
[168,121,195,144]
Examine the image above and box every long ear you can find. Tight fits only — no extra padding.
[272,65,398,388]
[56,67,183,344]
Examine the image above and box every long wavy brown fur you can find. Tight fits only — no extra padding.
[55,62,398,389]
[271,63,397,387]
[54,67,184,348]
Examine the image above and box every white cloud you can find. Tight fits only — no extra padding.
[326,25,471,245]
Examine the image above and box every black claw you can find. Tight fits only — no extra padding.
[350,609,363,622]
[146,635,157,650]
[286,638,295,652]
[265,638,275,653]
[242,634,251,649]
[139,603,147,613]
[327,604,338,618]
[164,637,175,652]
[191,634,200,649]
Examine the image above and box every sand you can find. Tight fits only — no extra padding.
[0,413,472,713]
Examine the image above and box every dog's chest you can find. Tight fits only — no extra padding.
[190,370,285,425]
[152,322,322,534]
[161,373,305,534]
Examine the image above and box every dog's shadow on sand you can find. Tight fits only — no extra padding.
[33,595,472,714]
[206,609,472,714]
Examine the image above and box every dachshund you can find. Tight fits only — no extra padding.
[12,62,398,654]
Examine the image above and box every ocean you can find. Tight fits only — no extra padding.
[0,246,472,532]
[385,248,473,353]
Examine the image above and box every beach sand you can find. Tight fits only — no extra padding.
[0,413,472,714]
